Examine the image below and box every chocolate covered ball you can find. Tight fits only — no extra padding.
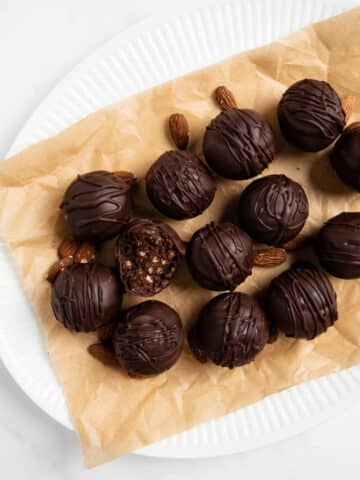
[113,300,184,376]
[145,150,216,220]
[203,109,276,180]
[238,174,309,246]
[187,222,253,291]
[51,263,122,332]
[114,218,186,296]
[330,123,360,190]
[61,170,132,242]
[265,263,337,339]
[316,212,360,278]
[278,79,345,152]
[190,292,269,368]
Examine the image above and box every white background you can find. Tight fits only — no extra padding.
[0,0,360,478]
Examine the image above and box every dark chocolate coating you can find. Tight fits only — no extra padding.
[203,109,276,180]
[191,292,268,368]
[61,170,132,242]
[238,174,309,246]
[114,218,186,297]
[145,150,216,219]
[187,222,253,291]
[316,212,360,278]
[330,123,360,191]
[265,263,337,339]
[278,79,345,152]
[113,300,184,376]
[51,263,122,332]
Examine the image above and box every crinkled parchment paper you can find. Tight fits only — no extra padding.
[1,7,360,468]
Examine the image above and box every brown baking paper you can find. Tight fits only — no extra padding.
[1,7,360,468]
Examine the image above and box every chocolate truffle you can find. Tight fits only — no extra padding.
[145,150,216,219]
[189,292,268,368]
[114,218,186,296]
[316,212,360,278]
[265,263,337,339]
[238,174,309,246]
[203,109,276,180]
[51,263,121,332]
[330,123,360,190]
[113,300,184,376]
[187,222,253,291]
[278,79,345,152]
[61,170,132,242]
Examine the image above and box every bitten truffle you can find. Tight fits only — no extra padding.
[238,174,309,246]
[265,263,337,339]
[330,123,360,191]
[145,150,216,219]
[61,170,132,242]
[278,78,345,152]
[203,109,276,180]
[113,300,184,376]
[114,219,186,296]
[187,222,253,291]
[51,263,121,332]
[316,212,360,278]
[189,292,269,368]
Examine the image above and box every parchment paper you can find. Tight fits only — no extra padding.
[1,7,360,468]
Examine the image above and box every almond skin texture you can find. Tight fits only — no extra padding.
[281,234,309,251]
[74,242,96,264]
[253,248,287,267]
[168,113,189,150]
[214,85,237,111]
[58,239,79,259]
[342,95,355,123]
[112,170,137,187]
[46,256,73,283]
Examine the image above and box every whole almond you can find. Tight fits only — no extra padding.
[168,113,189,150]
[46,256,73,283]
[253,247,287,267]
[74,242,96,264]
[58,239,79,259]
[281,234,308,251]
[214,85,237,111]
[342,95,356,123]
[113,170,137,187]
[87,343,119,368]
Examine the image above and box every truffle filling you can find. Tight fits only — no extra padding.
[119,225,179,294]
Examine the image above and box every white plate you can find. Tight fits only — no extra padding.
[1,0,360,459]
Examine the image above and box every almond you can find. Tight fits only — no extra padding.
[113,170,137,187]
[281,234,308,251]
[74,242,96,264]
[342,95,356,123]
[253,247,287,267]
[97,322,116,343]
[214,85,237,111]
[58,239,79,259]
[87,343,119,368]
[46,256,73,283]
[168,113,189,150]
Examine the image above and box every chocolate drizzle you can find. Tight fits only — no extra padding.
[203,109,276,179]
[278,79,345,151]
[187,222,253,291]
[265,263,338,339]
[145,150,216,219]
[238,174,309,246]
[51,263,121,332]
[113,300,184,376]
[330,124,360,191]
[316,212,360,278]
[61,170,132,242]
[191,292,269,368]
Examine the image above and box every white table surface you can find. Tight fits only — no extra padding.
[0,0,359,478]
